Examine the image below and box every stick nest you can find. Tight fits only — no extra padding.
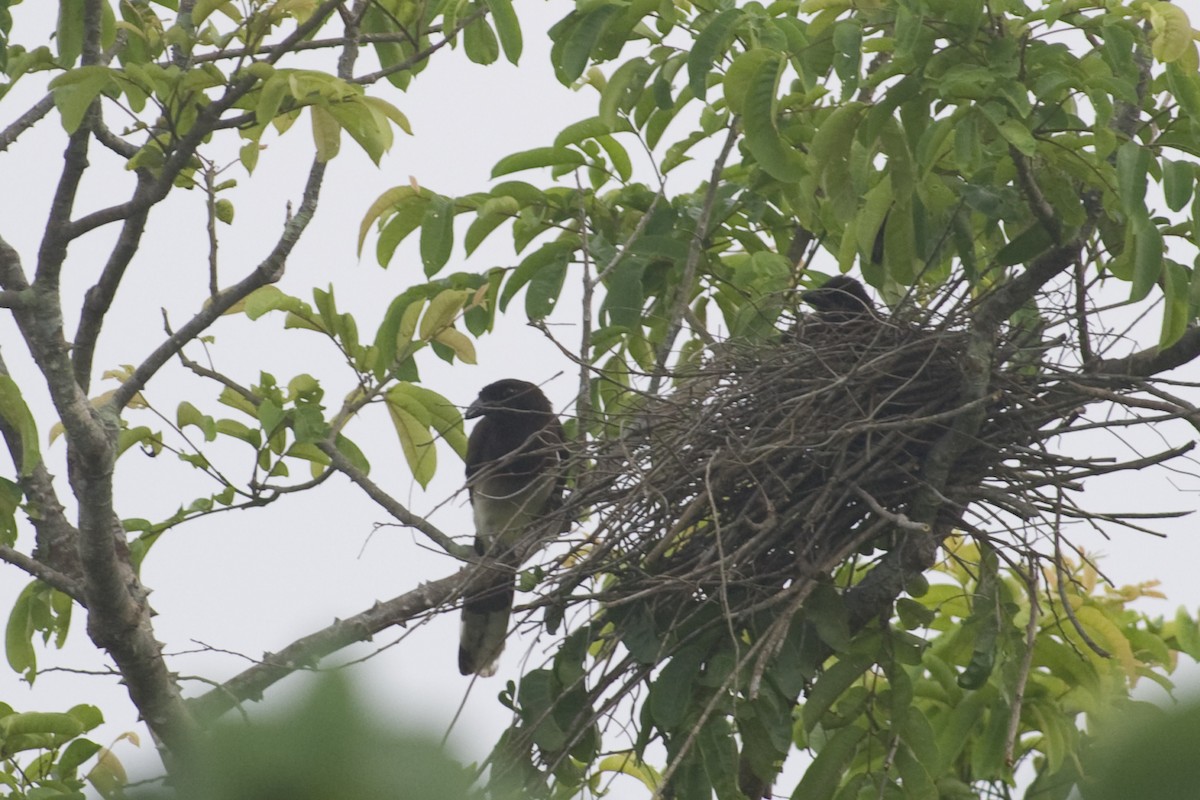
[556,314,1047,611]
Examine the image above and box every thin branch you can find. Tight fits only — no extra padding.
[1005,559,1039,767]
[318,439,470,560]
[110,160,327,411]
[351,8,485,85]
[1089,326,1200,380]
[649,123,739,394]
[0,95,56,153]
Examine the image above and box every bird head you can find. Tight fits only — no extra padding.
[466,379,553,420]
[800,275,876,320]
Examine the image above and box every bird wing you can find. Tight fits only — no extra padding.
[459,411,564,676]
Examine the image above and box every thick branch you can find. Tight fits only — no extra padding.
[649,123,739,393]
[0,546,86,604]
[188,568,467,724]
[1089,326,1200,380]
[35,126,92,288]
[73,174,155,391]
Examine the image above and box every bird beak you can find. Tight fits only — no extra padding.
[465,398,485,419]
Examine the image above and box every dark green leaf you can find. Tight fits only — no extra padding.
[1161,158,1194,212]
[463,16,500,65]
[802,654,873,733]
[556,6,619,84]
[420,194,455,277]
[792,724,866,800]
[484,0,522,64]
[741,51,803,182]
[687,9,742,100]
[1130,215,1163,302]
[492,146,586,178]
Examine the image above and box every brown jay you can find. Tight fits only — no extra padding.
[459,379,566,677]
[799,275,876,321]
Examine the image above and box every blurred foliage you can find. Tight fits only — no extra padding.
[164,675,476,800]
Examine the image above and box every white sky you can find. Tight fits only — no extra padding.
[0,2,1198,796]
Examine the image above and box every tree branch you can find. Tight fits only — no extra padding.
[1089,326,1200,380]
[319,440,470,559]
[0,95,56,154]
[110,160,327,411]
[188,568,468,724]
[649,123,739,394]
[73,174,156,391]
[0,546,86,603]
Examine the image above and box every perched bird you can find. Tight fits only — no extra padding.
[459,379,566,677]
[799,275,876,321]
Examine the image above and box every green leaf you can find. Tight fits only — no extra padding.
[1148,1,1193,63]
[596,134,632,182]
[5,583,36,678]
[420,194,455,277]
[48,66,113,133]
[995,223,1054,267]
[393,383,468,458]
[556,6,620,85]
[56,0,84,66]
[0,478,22,547]
[58,738,102,777]
[385,388,436,488]
[499,240,576,311]
[255,75,288,125]
[600,57,651,127]
[526,257,568,319]
[484,0,522,64]
[1116,140,1150,217]
[723,48,774,116]
[1161,158,1194,212]
[0,711,84,740]
[419,289,470,340]
[792,724,866,800]
[359,186,418,255]
[802,654,873,733]
[741,51,803,182]
[687,9,742,100]
[463,15,500,65]
[310,105,341,162]
[933,689,987,773]
[1130,215,1163,302]
[0,376,40,476]
[1159,259,1190,347]
[433,328,477,366]
[377,196,433,268]
[492,146,586,178]
[214,198,234,225]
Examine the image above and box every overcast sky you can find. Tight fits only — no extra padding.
[0,2,1198,796]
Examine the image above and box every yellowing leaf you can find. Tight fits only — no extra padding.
[357,186,421,256]
[595,752,662,793]
[433,328,477,365]
[418,289,469,340]
[385,392,436,487]
[1148,1,1194,63]
[310,105,341,162]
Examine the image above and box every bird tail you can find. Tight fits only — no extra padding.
[458,574,514,677]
